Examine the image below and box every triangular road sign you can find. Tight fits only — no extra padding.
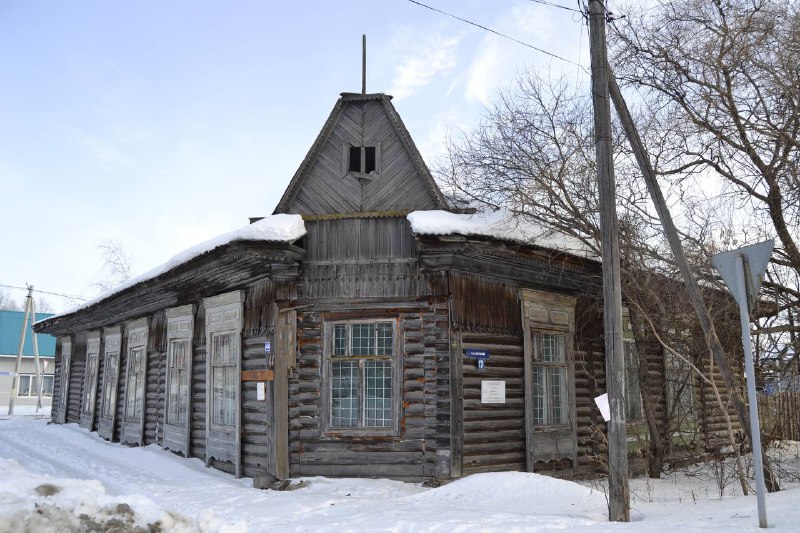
[711,240,774,312]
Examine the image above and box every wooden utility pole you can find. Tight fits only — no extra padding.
[608,74,780,493]
[588,0,629,521]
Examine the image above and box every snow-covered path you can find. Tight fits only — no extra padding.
[1,418,799,532]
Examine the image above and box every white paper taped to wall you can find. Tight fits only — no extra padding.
[594,393,611,422]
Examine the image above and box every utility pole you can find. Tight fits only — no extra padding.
[588,0,629,521]
[8,285,39,416]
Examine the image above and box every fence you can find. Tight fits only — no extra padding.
[758,392,800,441]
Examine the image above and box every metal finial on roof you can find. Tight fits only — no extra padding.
[362,34,366,95]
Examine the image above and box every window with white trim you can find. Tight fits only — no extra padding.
[167,339,191,425]
[210,331,237,428]
[531,332,569,427]
[327,320,395,430]
[125,347,145,420]
[17,374,54,397]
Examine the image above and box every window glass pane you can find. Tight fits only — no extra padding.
[102,352,117,417]
[536,333,564,362]
[213,333,232,364]
[18,375,32,397]
[126,372,137,418]
[376,322,393,356]
[224,367,236,426]
[212,367,225,426]
[178,369,188,424]
[532,366,545,425]
[364,361,392,427]
[333,324,347,356]
[331,360,357,427]
[43,375,54,397]
[548,367,567,425]
[351,323,374,356]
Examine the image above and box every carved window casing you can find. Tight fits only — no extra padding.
[81,334,101,417]
[203,291,244,477]
[101,330,121,419]
[521,289,577,468]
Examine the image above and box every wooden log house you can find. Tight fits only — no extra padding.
[36,91,730,484]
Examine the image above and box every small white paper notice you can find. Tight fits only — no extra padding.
[257,382,266,401]
[481,381,506,404]
[594,393,611,422]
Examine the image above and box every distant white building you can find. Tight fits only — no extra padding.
[0,309,56,408]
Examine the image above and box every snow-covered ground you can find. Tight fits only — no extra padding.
[1,418,799,532]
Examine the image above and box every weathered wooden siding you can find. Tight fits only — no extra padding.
[190,305,207,460]
[242,335,274,478]
[288,300,449,481]
[460,332,526,475]
[145,311,167,446]
[66,333,88,424]
[283,97,440,215]
[301,217,420,300]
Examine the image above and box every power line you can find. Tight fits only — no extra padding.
[528,0,583,14]
[407,0,588,71]
[0,283,89,302]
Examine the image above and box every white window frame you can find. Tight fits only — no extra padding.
[16,374,54,397]
[323,318,400,434]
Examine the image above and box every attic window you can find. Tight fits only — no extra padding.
[348,146,377,174]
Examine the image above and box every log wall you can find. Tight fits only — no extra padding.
[288,299,449,481]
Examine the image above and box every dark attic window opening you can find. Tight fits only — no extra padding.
[364,146,376,173]
[348,146,377,174]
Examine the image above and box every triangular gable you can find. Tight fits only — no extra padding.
[273,93,448,215]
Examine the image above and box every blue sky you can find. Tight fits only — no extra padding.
[0,0,593,311]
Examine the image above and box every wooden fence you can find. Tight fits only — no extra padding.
[758,392,800,441]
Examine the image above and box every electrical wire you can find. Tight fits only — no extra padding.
[528,0,583,14]
[406,0,588,72]
[0,284,89,301]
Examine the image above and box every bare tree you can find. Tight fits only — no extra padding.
[438,72,728,478]
[92,239,134,293]
[0,287,21,311]
[612,0,800,354]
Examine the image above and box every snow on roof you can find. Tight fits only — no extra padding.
[43,214,306,321]
[407,210,597,260]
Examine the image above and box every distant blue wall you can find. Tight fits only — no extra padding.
[0,310,56,356]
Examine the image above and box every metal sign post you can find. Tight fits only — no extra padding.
[712,240,773,528]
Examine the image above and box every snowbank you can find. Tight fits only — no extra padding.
[2,419,799,532]
[407,209,596,259]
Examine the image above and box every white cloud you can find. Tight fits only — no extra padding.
[463,3,571,106]
[389,33,461,101]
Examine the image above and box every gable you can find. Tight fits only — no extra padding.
[274,93,447,215]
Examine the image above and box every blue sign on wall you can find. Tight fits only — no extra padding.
[465,348,490,360]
